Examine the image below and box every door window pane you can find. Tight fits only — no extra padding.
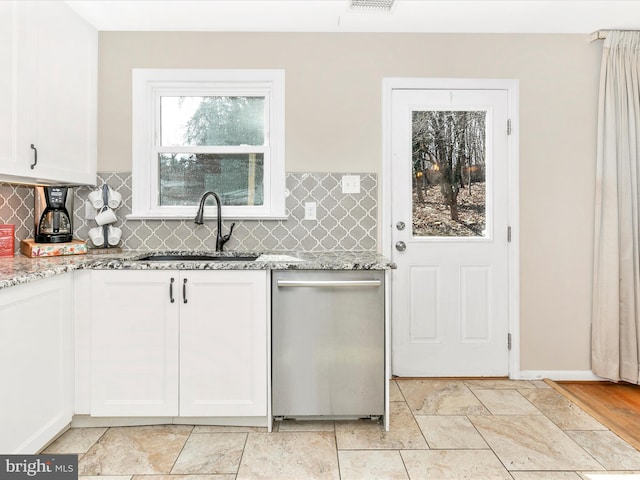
[411,110,487,238]
[159,153,264,206]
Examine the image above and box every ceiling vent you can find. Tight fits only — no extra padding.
[350,0,395,11]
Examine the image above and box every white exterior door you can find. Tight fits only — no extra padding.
[390,85,513,376]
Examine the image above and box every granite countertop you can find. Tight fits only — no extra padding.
[0,250,396,290]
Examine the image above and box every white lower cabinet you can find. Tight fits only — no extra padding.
[90,270,179,416]
[0,274,73,453]
[179,271,268,417]
[89,270,268,418]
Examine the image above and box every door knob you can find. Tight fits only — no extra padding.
[395,241,406,252]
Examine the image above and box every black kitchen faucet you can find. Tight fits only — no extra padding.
[194,191,235,252]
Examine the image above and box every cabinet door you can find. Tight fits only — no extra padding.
[180,270,268,417]
[0,274,73,454]
[0,1,97,185]
[0,1,19,177]
[21,1,97,185]
[90,270,179,417]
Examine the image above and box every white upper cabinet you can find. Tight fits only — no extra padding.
[0,1,97,186]
[0,3,16,178]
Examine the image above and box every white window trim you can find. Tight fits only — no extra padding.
[131,69,286,220]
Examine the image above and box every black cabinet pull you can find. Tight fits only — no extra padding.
[183,278,188,304]
[30,144,37,169]
[169,277,175,303]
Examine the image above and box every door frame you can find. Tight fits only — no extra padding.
[382,78,521,378]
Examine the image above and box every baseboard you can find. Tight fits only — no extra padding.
[514,370,606,381]
[71,415,270,428]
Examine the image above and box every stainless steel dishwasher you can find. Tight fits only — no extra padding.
[272,270,385,419]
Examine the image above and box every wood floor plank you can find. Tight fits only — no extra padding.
[548,379,640,451]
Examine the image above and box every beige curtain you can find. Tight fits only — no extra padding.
[592,31,640,384]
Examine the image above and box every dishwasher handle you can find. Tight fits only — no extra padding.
[276,279,381,288]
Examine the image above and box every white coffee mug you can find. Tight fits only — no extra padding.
[95,207,117,226]
[108,187,122,209]
[88,189,104,209]
[88,227,105,246]
[107,225,122,246]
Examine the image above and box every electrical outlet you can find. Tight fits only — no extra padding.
[304,201,317,220]
[342,175,361,194]
[85,202,97,220]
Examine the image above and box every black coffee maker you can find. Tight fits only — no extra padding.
[34,186,73,243]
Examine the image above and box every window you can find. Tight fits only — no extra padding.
[131,69,285,219]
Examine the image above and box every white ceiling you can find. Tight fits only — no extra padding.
[64,0,640,34]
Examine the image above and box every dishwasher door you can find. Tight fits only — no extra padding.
[272,270,385,418]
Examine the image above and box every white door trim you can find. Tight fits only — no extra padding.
[382,78,520,378]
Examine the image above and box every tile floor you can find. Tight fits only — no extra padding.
[43,379,640,479]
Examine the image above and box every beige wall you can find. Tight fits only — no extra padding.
[99,32,602,372]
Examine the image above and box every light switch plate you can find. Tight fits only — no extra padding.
[304,201,317,220]
[342,175,361,194]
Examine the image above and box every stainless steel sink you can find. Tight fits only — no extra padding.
[137,253,259,262]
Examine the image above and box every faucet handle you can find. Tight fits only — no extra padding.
[220,222,236,249]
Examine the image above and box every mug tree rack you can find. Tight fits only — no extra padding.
[89,183,122,253]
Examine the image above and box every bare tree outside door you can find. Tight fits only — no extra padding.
[412,110,487,237]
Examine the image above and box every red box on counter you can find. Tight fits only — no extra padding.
[0,224,15,257]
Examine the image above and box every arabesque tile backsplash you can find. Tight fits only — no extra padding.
[0,172,377,254]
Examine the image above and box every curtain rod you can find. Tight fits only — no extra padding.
[590,30,608,42]
[590,30,640,42]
